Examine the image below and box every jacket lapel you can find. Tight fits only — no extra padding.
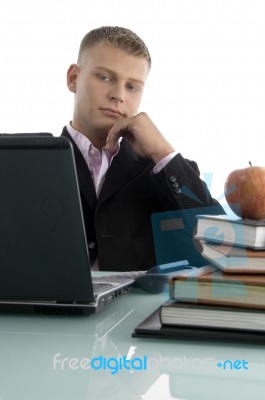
[61,128,97,210]
[97,140,151,205]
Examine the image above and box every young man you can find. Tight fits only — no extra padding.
[62,26,223,271]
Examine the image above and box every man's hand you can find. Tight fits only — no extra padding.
[105,112,175,164]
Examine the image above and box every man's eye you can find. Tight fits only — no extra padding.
[127,84,138,92]
[98,74,111,82]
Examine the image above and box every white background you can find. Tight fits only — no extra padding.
[1,0,265,205]
[0,2,264,398]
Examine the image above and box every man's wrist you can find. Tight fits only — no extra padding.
[150,144,175,164]
[152,151,178,174]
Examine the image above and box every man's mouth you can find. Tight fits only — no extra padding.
[100,108,124,117]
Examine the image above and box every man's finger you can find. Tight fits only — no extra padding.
[106,119,132,152]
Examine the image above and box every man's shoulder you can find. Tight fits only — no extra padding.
[61,126,70,138]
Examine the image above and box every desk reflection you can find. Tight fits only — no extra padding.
[0,289,265,400]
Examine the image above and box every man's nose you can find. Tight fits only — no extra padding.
[108,83,125,102]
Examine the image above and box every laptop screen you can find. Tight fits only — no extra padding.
[0,136,94,303]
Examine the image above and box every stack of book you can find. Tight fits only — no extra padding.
[132,215,265,342]
[194,214,265,273]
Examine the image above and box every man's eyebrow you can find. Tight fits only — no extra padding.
[94,66,145,85]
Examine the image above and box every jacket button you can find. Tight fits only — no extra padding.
[171,182,179,189]
[169,176,177,183]
[88,242,96,249]
[174,187,182,194]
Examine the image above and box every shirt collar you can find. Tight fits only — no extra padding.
[66,122,121,157]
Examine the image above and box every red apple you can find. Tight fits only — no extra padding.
[224,163,265,219]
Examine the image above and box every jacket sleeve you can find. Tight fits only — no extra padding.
[151,153,224,212]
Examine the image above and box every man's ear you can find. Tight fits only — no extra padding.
[67,64,79,93]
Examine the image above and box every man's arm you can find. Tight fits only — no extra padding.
[106,111,224,211]
[151,153,223,211]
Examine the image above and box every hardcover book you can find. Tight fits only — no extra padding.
[200,241,265,273]
[194,214,265,249]
[169,269,265,309]
[132,304,265,343]
[160,301,265,330]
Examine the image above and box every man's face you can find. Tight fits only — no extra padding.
[67,42,149,143]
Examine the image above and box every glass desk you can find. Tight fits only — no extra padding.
[0,277,265,400]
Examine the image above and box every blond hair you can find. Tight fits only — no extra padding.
[77,26,151,68]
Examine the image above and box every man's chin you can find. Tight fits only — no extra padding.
[95,122,114,136]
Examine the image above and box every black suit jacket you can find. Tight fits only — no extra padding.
[61,127,224,271]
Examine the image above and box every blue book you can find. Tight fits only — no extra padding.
[151,206,222,266]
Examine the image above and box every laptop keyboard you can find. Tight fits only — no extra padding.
[92,271,147,294]
[104,271,147,280]
[93,282,113,292]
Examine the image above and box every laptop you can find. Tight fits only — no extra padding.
[0,134,135,315]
